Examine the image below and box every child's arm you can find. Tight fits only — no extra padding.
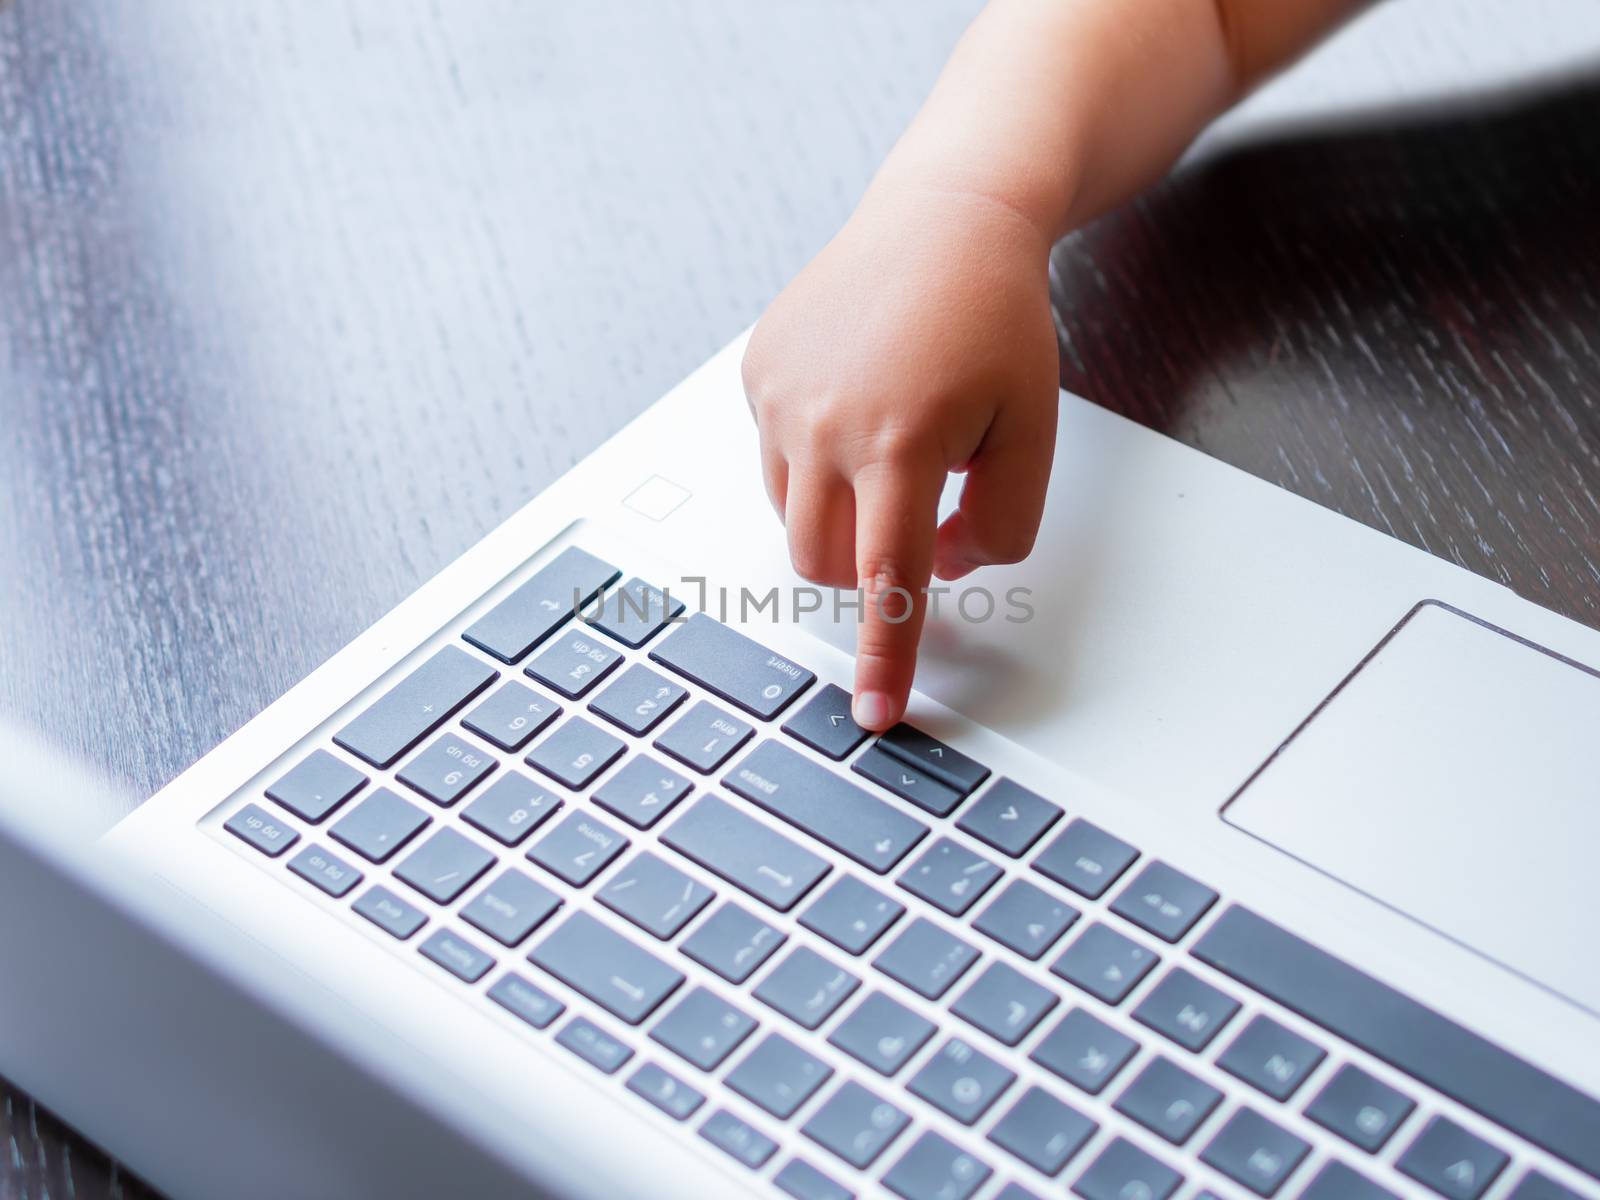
[743,0,1367,730]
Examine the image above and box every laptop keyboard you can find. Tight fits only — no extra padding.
[213,543,1600,1200]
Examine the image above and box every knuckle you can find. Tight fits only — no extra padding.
[982,524,1037,564]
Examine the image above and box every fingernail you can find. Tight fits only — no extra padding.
[853,690,893,730]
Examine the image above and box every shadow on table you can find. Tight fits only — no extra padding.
[1051,67,1600,441]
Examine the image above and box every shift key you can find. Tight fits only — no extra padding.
[649,613,814,719]
[724,741,927,874]
[334,646,497,769]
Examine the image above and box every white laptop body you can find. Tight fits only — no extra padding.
[58,329,1594,1200]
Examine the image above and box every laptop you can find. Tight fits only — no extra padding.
[6,6,1600,1196]
[4,325,1597,1200]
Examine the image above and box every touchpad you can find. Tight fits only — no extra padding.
[1224,600,1598,1015]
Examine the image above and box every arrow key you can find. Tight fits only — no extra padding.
[956,778,1061,858]
[876,723,991,794]
[781,683,870,760]
[853,745,963,817]
[1396,1116,1508,1200]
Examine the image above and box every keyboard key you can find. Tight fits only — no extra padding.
[875,723,990,794]
[588,663,687,735]
[653,699,753,774]
[627,1061,704,1121]
[679,901,786,984]
[1051,922,1158,1005]
[524,715,625,790]
[950,961,1058,1046]
[461,868,562,946]
[724,740,928,874]
[1216,1013,1325,1101]
[988,1086,1097,1175]
[597,851,713,940]
[973,879,1079,960]
[1112,1056,1222,1144]
[352,884,427,940]
[287,844,364,898]
[1200,1107,1311,1197]
[265,749,366,823]
[874,918,979,1000]
[1193,905,1600,1180]
[459,771,561,846]
[1396,1116,1508,1200]
[525,628,622,699]
[418,928,495,983]
[699,1108,778,1170]
[393,827,495,904]
[882,1132,990,1200]
[462,545,619,663]
[1506,1172,1587,1200]
[329,786,430,862]
[396,733,497,807]
[726,1032,833,1118]
[828,992,937,1076]
[754,946,859,1030]
[897,837,1002,916]
[590,754,692,829]
[1305,1064,1415,1153]
[334,645,497,768]
[555,1015,633,1074]
[802,1081,909,1169]
[649,612,815,719]
[908,1037,1016,1124]
[995,1187,1044,1200]
[1133,967,1240,1052]
[661,794,828,911]
[1110,861,1218,943]
[1030,1009,1140,1095]
[775,1158,853,1200]
[1073,1137,1183,1200]
[525,809,628,887]
[1301,1161,1401,1200]
[852,745,962,817]
[780,683,869,760]
[461,680,560,751]
[1033,818,1139,900]
[649,986,756,1070]
[955,778,1060,858]
[529,911,683,1024]
[224,802,300,857]
[800,875,904,954]
[585,575,685,648]
[487,972,565,1029]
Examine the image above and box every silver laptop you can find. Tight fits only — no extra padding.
[5,11,1600,1199]
[5,328,1596,1200]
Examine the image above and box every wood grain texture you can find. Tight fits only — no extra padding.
[1,2,1596,1196]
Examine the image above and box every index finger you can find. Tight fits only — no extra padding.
[849,457,944,730]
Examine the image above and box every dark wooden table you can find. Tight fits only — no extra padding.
[2,2,1596,1196]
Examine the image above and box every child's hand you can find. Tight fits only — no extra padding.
[742,181,1059,730]
[743,0,1364,731]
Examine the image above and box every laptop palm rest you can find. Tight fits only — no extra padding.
[1224,599,1599,1017]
